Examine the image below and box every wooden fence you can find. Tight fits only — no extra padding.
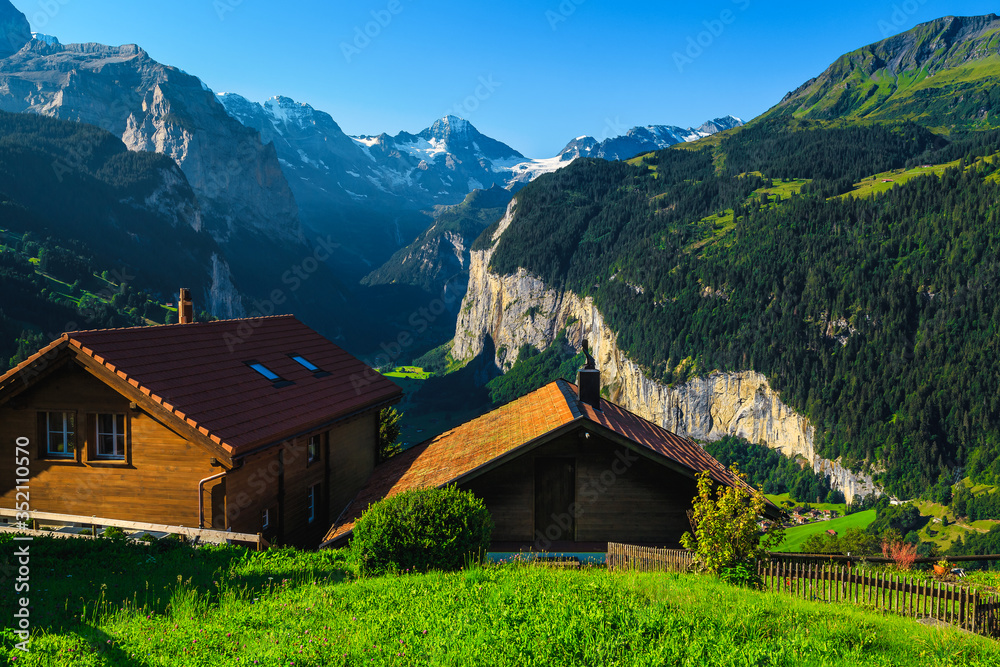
[760,560,1000,638]
[605,545,1000,639]
[0,508,269,551]
[606,543,693,572]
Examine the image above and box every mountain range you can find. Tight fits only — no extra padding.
[442,13,1000,503]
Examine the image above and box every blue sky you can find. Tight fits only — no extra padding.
[9,0,999,156]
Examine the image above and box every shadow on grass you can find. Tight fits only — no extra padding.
[3,625,156,666]
[0,534,351,635]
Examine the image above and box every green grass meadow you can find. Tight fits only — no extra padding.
[4,535,1000,666]
[775,510,877,552]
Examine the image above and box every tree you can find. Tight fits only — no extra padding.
[681,466,784,583]
[378,407,403,462]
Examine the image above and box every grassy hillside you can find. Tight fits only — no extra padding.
[4,536,1000,666]
[776,510,877,552]
[762,15,1000,130]
[477,119,1000,497]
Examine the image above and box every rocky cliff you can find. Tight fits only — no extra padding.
[455,201,880,503]
[0,31,300,241]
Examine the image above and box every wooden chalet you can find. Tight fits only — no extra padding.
[0,304,400,548]
[323,363,774,552]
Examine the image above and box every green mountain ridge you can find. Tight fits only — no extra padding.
[467,18,1000,498]
[764,14,1000,130]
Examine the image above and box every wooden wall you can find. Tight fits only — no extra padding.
[2,358,383,548]
[0,362,220,528]
[224,410,378,548]
[462,430,698,548]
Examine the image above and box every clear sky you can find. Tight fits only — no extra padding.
[8,0,999,156]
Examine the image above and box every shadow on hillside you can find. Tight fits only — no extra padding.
[0,535,352,636]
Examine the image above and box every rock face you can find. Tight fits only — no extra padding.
[0,39,300,241]
[0,1,29,58]
[454,200,881,503]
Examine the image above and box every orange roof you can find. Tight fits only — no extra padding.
[322,379,750,545]
[0,316,401,457]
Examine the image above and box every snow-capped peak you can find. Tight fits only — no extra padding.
[31,33,59,46]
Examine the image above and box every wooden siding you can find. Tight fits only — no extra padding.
[2,357,382,548]
[0,363,220,527]
[222,411,378,548]
[224,448,282,541]
[461,430,698,548]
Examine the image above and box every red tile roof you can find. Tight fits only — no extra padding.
[0,316,401,457]
[322,379,751,545]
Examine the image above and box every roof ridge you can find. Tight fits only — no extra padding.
[65,314,298,336]
[554,379,584,419]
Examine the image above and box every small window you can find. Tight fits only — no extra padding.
[96,414,126,459]
[248,363,281,381]
[307,434,321,464]
[307,484,319,523]
[289,354,330,377]
[290,355,319,372]
[45,411,75,458]
[261,508,270,530]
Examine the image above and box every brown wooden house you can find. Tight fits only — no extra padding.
[322,368,772,552]
[0,314,400,547]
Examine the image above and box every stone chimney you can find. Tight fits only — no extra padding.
[577,339,601,411]
[178,288,194,324]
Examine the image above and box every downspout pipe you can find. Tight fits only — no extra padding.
[198,471,227,529]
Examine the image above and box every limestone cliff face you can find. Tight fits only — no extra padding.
[455,200,880,503]
[0,39,300,241]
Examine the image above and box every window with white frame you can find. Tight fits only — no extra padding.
[307,484,319,523]
[262,507,270,530]
[45,411,75,458]
[96,413,126,459]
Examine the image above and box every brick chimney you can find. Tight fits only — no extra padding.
[178,288,194,324]
[577,339,601,411]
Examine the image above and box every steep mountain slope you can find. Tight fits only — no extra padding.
[451,106,1000,501]
[0,3,299,241]
[362,185,513,294]
[764,14,1000,129]
[0,109,228,365]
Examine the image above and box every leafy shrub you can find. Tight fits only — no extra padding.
[103,526,126,540]
[351,486,493,576]
[681,466,784,578]
[719,563,762,589]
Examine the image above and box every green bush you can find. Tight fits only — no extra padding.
[103,526,126,539]
[351,486,493,576]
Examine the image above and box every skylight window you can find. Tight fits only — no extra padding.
[248,363,280,382]
[289,354,330,377]
[290,355,319,372]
